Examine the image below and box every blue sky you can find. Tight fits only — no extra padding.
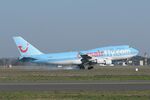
[0,0,150,57]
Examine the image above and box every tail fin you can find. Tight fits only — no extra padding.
[13,36,43,57]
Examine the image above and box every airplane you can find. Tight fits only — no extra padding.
[13,36,139,69]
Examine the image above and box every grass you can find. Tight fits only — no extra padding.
[1,75,150,82]
[0,66,150,82]
[0,66,150,99]
[0,90,150,100]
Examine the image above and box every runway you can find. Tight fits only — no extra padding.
[0,81,150,91]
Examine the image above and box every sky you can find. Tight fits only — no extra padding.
[0,0,150,58]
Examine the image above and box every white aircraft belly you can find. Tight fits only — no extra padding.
[110,55,134,60]
[48,59,81,65]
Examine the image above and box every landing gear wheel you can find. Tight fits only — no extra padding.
[88,66,93,70]
[79,65,85,69]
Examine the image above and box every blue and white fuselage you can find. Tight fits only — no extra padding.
[13,36,139,69]
[31,45,138,65]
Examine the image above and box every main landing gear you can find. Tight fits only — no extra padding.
[79,64,94,70]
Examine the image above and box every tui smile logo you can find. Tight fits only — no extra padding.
[18,43,29,53]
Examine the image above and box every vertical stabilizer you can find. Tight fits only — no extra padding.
[13,36,43,57]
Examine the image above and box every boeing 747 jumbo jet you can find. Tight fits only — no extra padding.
[13,36,139,69]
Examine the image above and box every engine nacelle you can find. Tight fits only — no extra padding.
[96,59,112,65]
[96,59,106,64]
[105,59,112,65]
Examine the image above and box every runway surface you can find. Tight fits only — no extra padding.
[0,81,150,91]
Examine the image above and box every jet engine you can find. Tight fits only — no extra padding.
[96,59,112,65]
